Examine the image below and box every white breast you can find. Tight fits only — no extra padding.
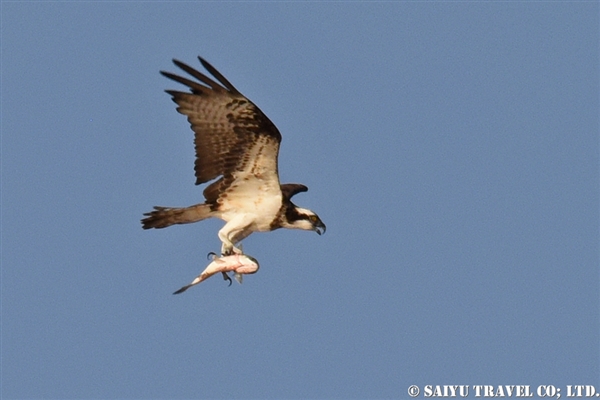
[217,179,283,231]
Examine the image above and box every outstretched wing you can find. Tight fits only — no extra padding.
[280,184,308,202]
[161,57,282,203]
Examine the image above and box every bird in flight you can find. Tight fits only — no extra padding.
[142,56,325,257]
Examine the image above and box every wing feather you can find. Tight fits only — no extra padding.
[197,57,240,94]
[161,58,282,195]
[281,184,308,201]
[170,59,229,94]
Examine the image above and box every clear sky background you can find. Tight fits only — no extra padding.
[2,2,598,399]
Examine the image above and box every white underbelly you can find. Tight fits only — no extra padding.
[217,185,282,231]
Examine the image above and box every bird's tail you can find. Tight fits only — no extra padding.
[141,203,213,229]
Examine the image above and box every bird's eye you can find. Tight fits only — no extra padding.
[309,215,317,222]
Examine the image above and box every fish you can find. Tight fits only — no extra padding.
[173,253,260,294]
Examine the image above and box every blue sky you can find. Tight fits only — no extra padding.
[2,2,598,399]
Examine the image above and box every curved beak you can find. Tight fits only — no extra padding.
[314,219,326,235]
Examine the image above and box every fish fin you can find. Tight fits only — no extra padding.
[234,273,243,284]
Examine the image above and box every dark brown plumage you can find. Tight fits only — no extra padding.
[142,57,325,256]
[161,58,281,187]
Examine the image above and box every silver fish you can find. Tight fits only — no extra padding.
[173,253,259,294]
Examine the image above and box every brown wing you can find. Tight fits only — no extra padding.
[280,184,308,202]
[161,57,282,202]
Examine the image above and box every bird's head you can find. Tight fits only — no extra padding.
[286,207,326,235]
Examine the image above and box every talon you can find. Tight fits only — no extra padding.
[222,272,232,286]
[207,251,217,260]
[222,248,238,256]
[221,244,243,257]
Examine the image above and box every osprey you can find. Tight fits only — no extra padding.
[142,57,325,256]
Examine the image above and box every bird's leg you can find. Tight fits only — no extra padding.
[217,224,245,286]
[218,219,248,256]
[218,244,234,286]
[220,248,235,287]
